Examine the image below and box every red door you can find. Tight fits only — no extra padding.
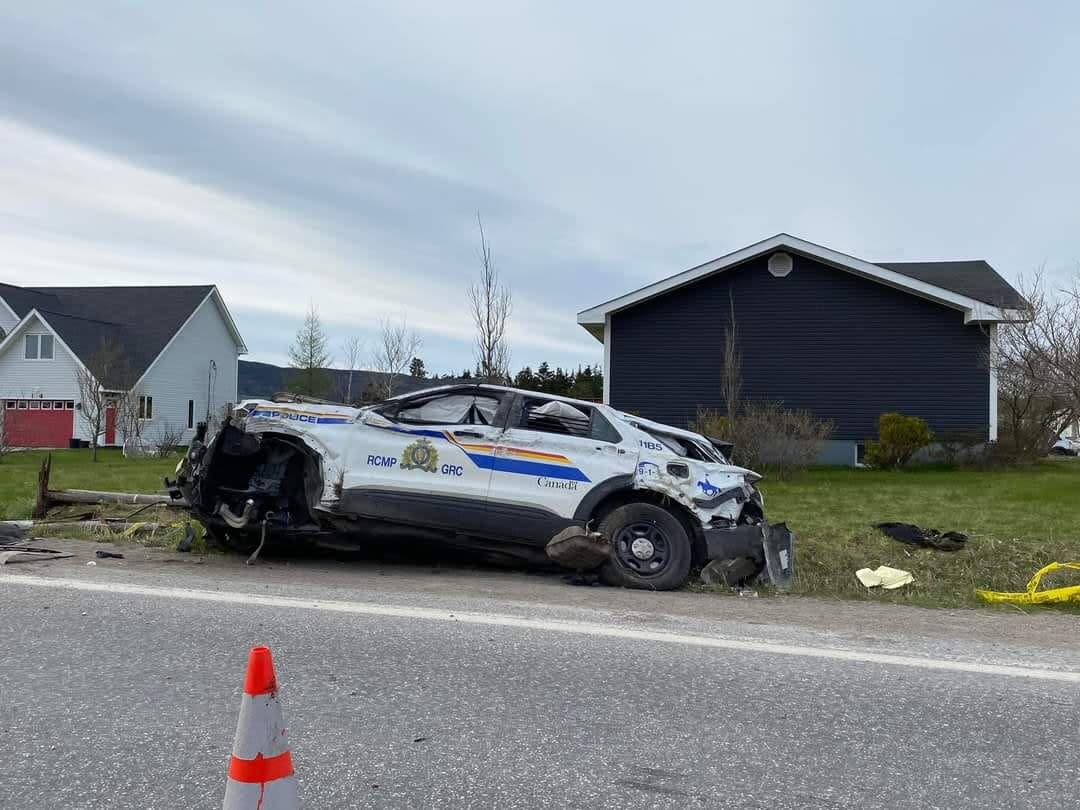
[105,404,117,445]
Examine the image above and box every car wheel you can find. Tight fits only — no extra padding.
[599,503,692,590]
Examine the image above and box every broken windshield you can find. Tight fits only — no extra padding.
[632,423,726,463]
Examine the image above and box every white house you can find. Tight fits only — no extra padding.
[0,283,246,449]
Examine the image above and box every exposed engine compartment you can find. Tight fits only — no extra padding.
[178,421,326,551]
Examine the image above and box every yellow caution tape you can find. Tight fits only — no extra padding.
[976,562,1080,605]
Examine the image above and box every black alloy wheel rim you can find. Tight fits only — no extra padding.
[614,521,671,577]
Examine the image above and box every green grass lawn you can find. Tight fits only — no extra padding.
[0,449,180,520]
[759,459,1080,608]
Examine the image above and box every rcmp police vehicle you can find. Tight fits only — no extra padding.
[174,384,793,590]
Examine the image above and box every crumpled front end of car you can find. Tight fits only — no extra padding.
[171,401,352,550]
[631,450,794,588]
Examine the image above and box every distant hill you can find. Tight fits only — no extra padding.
[238,360,465,403]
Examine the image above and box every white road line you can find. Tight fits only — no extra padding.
[5,573,1078,683]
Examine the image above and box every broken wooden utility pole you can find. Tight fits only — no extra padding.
[32,455,51,519]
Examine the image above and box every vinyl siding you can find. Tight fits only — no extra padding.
[136,293,240,446]
[609,252,991,442]
[0,314,83,399]
[0,313,84,440]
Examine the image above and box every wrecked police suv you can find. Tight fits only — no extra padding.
[173,385,793,590]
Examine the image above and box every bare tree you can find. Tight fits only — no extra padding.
[288,303,332,397]
[370,315,422,400]
[75,337,129,461]
[721,290,742,419]
[115,384,145,452]
[990,268,1080,461]
[468,214,513,383]
[339,335,364,404]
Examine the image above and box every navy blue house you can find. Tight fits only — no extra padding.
[577,234,1027,464]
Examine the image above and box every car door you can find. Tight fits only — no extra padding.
[486,394,633,545]
[339,388,508,533]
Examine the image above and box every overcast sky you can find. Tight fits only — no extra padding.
[1,2,1078,374]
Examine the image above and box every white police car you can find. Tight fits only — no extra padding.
[175,384,792,590]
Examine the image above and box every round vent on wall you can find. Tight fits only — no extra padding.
[768,252,793,277]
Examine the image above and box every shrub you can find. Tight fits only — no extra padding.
[154,422,185,459]
[864,412,933,468]
[693,403,833,479]
[695,411,734,442]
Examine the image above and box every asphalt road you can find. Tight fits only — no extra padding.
[1,543,1077,809]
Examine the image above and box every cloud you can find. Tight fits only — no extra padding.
[0,0,1078,370]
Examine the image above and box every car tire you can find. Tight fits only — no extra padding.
[599,503,692,590]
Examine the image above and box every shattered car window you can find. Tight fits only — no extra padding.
[523,399,591,437]
[396,394,500,425]
[473,397,498,424]
[521,398,621,443]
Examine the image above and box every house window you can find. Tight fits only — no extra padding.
[41,401,52,410]
[138,395,154,420]
[29,400,40,409]
[187,399,195,429]
[17,400,27,409]
[65,401,75,409]
[24,333,54,360]
[4,400,15,409]
[53,401,64,410]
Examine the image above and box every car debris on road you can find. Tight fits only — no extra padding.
[172,384,795,591]
[874,522,967,552]
[856,566,914,590]
[0,546,74,565]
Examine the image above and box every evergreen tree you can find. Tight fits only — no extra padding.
[287,303,332,397]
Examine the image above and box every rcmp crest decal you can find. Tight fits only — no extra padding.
[401,438,439,472]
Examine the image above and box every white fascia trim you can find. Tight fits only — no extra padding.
[576,233,1027,328]
[602,313,611,405]
[988,323,998,442]
[211,286,248,354]
[0,311,34,357]
[0,309,94,378]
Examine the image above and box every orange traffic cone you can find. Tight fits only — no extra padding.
[223,646,300,809]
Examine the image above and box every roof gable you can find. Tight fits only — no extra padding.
[577,233,1028,341]
[0,309,91,377]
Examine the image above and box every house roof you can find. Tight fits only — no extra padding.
[875,260,1028,310]
[0,283,247,384]
[577,233,1029,341]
